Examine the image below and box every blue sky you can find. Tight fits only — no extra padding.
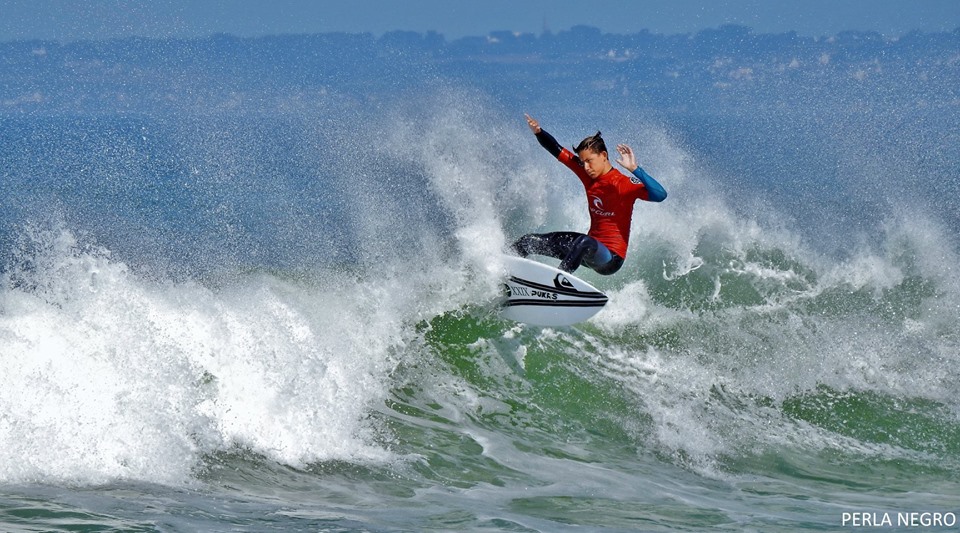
[2,0,958,42]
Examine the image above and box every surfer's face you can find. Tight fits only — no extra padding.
[578,149,609,179]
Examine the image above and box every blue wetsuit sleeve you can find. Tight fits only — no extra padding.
[632,166,668,202]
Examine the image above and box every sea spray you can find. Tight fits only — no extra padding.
[0,226,208,484]
[0,223,481,484]
[584,199,960,474]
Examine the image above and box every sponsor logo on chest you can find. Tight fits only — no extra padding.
[590,195,616,217]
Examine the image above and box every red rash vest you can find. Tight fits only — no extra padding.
[557,148,653,259]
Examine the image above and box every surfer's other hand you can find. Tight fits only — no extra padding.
[616,144,638,172]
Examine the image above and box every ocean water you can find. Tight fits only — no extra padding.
[2,33,960,532]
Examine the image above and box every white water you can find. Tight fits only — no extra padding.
[2,101,959,496]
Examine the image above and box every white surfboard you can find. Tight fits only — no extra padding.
[499,255,608,327]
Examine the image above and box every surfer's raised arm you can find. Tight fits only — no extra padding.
[616,143,667,202]
[524,114,564,159]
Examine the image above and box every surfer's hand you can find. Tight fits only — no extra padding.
[616,144,638,172]
[525,114,542,134]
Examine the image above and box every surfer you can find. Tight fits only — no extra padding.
[512,114,667,275]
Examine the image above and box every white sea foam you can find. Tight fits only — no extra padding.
[0,225,465,484]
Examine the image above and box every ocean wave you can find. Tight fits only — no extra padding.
[1,93,958,499]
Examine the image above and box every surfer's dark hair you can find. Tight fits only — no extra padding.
[574,131,606,154]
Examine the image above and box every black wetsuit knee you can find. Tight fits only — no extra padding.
[512,231,623,275]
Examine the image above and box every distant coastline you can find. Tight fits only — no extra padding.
[5,23,960,46]
[2,25,958,116]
